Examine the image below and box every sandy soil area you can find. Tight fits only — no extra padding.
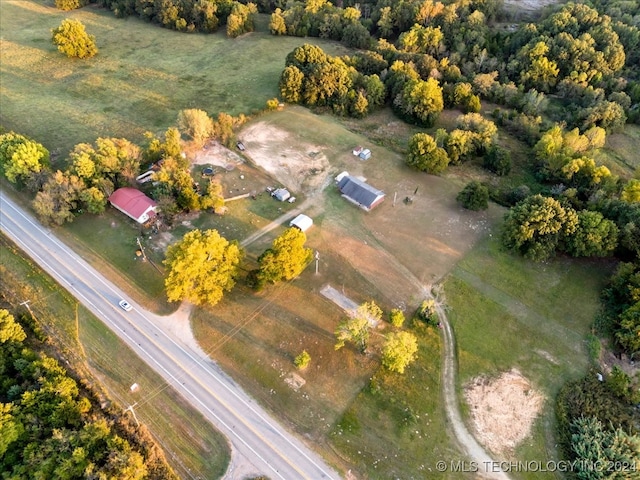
[238,122,331,194]
[464,369,545,455]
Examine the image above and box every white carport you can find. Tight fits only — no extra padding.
[289,214,313,232]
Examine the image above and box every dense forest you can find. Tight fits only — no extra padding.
[0,302,178,479]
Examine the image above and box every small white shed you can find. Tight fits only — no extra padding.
[272,188,291,202]
[359,148,371,160]
[289,214,313,232]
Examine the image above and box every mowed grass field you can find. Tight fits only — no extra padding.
[446,237,614,480]
[0,234,230,479]
[0,0,349,157]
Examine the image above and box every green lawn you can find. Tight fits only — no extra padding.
[446,236,614,480]
[0,233,230,478]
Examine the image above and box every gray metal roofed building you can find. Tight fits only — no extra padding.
[337,175,385,211]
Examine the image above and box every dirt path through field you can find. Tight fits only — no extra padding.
[428,286,511,479]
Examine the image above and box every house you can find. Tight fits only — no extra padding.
[108,187,158,224]
[358,148,371,161]
[289,214,313,232]
[337,175,385,211]
[272,188,291,202]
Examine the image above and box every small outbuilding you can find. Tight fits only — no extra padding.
[109,187,158,224]
[358,148,371,161]
[272,188,291,202]
[352,146,363,156]
[289,214,313,232]
[337,175,385,211]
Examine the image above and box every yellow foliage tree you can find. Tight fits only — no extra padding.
[164,229,242,305]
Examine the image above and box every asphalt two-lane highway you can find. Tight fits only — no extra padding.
[0,190,340,480]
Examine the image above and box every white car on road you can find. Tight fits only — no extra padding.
[118,300,133,312]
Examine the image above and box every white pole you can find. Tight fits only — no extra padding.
[315,251,319,275]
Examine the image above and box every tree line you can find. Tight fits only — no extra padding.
[57,0,257,37]
[273,1,638,130]
[0,307,177,479]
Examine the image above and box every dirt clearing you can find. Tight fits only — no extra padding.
[503,0,558,14]
[239,121,331,193]
[464,369,545,456]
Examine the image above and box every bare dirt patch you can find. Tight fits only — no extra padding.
[464,369,545,456]
[503,0,558,13]
[239,121,331,194]
[284,372,306,391]
[192,141,244,169]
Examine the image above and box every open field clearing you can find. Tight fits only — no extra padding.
[0,1,348,157]
[0,233,230,479]
[447,236,614,479]
[595,125,640,176]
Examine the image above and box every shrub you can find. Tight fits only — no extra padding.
[483,145,512,176]
[389,309,405,327]
[415,300,438,326]
[294,350,311,370]
[457,181,489,211]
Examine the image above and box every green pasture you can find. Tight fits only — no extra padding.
[0,0,348,157]
[1,1,634,478]
[446,236,614,479]
[595,125,640,177]
[0,233,230,478]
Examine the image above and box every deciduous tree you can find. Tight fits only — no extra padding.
[335,302,382,352]
[177,109,213,147]
[483,145,511,176]
[457,181,489,211]
[381,331,418,373]
[406,133,449,174]
[395,78,444,127]
[32,171,84,226]
[51,19,97,59]
[0,132,50,184]
[565,210,618,257]
[257,228,312,286]
[54,0,87,10]
[164,229,242,305]
[0,309,26,344]
[501,194,578,261]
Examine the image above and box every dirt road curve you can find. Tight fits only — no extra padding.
[428,287,511,480]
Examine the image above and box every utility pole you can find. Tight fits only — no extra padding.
[393,191,397,207]
[315,251,320,275]
[136,237,147,262]
[19,300,34,318]
[124,403,140,426]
